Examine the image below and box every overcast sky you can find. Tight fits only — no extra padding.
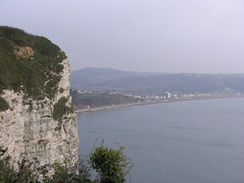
[1,0,244,73]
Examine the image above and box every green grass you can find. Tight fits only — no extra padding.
[0,26,67,101]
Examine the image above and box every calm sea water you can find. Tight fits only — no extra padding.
[78,98,244,183]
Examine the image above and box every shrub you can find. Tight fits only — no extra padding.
[90,146,133,183]
[0,145,132,183]
[0,156,37,183]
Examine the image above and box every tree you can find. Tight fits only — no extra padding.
[90,146,133,183]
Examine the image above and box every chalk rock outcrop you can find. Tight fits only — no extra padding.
[0,26,78,170]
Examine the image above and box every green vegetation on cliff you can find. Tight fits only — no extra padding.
[0,26,67,101]
[52,97,73,122]
[71,92,139,109]
[0,97,9,112]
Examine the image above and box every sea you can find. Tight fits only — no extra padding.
[78,97,244,183]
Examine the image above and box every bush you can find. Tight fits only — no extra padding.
[90,146,133,183]
[0,156,36,183]
[0,156,17,183]
[0,145,132,183]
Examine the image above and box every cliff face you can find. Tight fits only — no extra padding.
[0,26,78,170]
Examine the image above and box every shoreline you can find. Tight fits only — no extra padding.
[75,94,244,114]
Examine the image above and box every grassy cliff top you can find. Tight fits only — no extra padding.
[0,26,67,100]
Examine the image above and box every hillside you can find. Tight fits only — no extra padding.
[0,26,78,172]
[71,68,244,93]
[0,26,67,101]
[71,91,139,109]
[71,67,150,89]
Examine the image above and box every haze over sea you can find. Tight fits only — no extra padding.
[78,97,244,183]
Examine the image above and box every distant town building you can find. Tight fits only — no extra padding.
[164,92,171,99]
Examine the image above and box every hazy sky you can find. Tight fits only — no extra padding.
[1,0,244,73]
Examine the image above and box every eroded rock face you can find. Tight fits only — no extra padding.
[0,58,78,170]
[14,46,35,58]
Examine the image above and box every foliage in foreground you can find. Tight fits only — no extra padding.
[0,156,36,183]
[90,146,131,183]
[0,145,132,183]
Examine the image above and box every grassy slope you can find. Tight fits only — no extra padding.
[0,26,67,99]
[0,26,67,112]
[72,93,139,108]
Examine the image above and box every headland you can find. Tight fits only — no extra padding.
[75,94,244,113]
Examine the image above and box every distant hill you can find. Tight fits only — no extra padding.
[71,68,244,93]
[71,68,152,88]
[71,68,130,87]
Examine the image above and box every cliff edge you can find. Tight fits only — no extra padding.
[0,26,78,171]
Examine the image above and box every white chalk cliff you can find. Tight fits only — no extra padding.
[0,59,78,170]
[0,27,78,171]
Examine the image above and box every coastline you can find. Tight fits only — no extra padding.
[75,94,244,114]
